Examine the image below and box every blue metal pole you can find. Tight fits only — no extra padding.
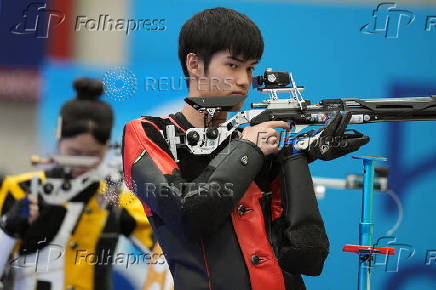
[353,156,387,290]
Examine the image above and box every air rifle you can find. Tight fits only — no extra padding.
[164,68,436,161]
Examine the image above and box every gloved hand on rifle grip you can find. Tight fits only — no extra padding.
[287,111,370,162]
[0,195,39,238]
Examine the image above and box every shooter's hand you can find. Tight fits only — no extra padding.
[241,121,290,156]
[0,195,39,238]
[288,112,370,162]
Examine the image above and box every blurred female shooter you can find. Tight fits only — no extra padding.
[0,78,153,290]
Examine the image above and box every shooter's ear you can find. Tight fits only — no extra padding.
[186,53,204,78]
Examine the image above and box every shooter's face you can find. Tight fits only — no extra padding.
[58,133,107,178]
[191,50,258,111]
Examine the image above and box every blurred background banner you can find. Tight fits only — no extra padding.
[1,0,436,289]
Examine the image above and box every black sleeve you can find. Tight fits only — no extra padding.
[274,153,330,276]
[124,121,265,240]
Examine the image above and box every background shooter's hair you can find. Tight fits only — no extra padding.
[178,7,264,88]
[59,78,114,145]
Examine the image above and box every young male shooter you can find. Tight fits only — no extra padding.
[122,7,369,290]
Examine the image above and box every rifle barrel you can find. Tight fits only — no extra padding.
[249,96,436,125]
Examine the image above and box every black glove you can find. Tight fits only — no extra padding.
[288,111,370,162]
[0,197,31,238]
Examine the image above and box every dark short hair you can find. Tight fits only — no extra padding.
[60,78,113,145]
[178,7,264,87]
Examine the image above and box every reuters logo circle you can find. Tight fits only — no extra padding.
[102,67,137,101]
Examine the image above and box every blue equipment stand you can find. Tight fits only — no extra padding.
[343,156,395,290]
